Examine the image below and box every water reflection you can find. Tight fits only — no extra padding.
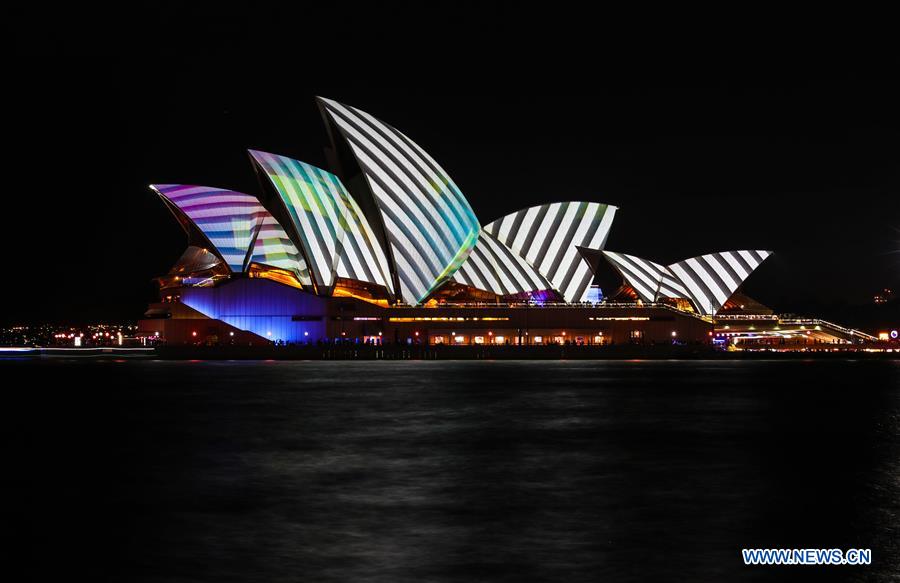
[6,360,899,581]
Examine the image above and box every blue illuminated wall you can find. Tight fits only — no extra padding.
[584,286,603,303]
[179,279,328,343]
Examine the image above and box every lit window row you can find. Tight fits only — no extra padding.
[388,316,510,322]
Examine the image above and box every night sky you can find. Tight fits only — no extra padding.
[7,8,898,325]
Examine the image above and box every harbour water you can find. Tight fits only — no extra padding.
[4,359,899,581]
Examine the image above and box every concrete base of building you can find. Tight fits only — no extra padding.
[138,279,877,351]
[139,279,713,347]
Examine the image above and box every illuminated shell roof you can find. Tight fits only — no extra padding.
[483,202,617,302]
[602,249,773,315]
[453,229,552,297]
[249,151,393,296]
[668,251,772,315]
[152,184,310,285]
[318,97,480,305]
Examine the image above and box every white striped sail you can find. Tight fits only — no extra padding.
[601,251,668,303]
[318,97,480,305]
[484,202,617,302]
[453,230,552,297]
[667,250,772,315]
[601,249,772,315]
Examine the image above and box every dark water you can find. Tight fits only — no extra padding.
[3,359,899,582]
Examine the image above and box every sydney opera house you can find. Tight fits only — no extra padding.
[138,97,845,348]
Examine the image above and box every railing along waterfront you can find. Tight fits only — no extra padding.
[715,314,779,321]
[778,318,877,341]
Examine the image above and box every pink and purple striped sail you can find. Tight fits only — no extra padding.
[151,184,310,284]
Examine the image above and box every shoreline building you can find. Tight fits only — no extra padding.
[138,98,862,347]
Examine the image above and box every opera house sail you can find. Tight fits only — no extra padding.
[151,184,311,285]
[248,150,394,298]
[317,97,480,306]
[481,202,617,303]
[601,250,773,315]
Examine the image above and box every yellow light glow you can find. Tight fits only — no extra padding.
[248,266,304,290]
[331,286,390,306]
[387,316,509,322]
